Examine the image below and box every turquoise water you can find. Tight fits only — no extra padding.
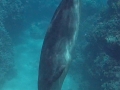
[0,0,120,90]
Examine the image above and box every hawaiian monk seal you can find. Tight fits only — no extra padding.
[38,0,80,90]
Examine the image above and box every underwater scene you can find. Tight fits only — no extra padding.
[0,0,120,90]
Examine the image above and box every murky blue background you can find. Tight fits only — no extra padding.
[1,0,120,90]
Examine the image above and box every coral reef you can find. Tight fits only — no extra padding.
[0,25,16,89]
[0,0,60,44]
[73,0,120,90]
[107,0,120,10]
[81,0,107,21]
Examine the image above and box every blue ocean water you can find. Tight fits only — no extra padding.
[0,0,120,90]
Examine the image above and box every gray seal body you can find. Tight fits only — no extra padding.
[38,0,80,90]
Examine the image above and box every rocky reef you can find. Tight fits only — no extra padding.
[75,0,120,90]
[0,24,16,89]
